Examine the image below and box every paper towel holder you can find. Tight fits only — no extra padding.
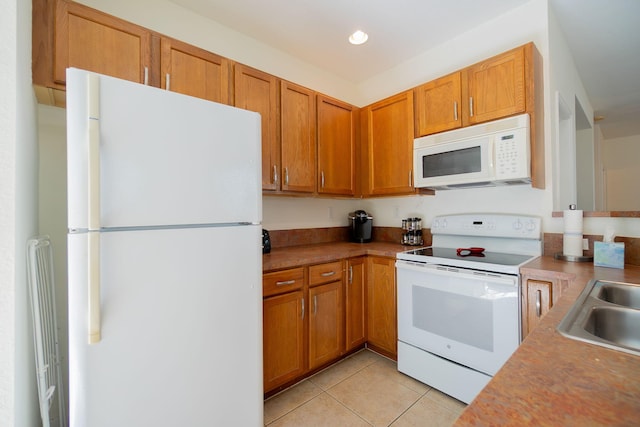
[554,204,593,262]
[554,253,593,262]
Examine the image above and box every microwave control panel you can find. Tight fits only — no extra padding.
[494,127,529,179]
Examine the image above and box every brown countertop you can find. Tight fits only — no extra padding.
[262,241,408,272]
[456,257,640,426]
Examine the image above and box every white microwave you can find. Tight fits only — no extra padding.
[413,113,531,190]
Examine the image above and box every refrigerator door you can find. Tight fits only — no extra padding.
[66,68,261,230]
[68,225,263,426]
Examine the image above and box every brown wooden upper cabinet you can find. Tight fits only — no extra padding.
[33,0,152,95]
[233,64,279,191]
[415,43,539,137]
[160,37,230,104]
[280,81,317,193]
[316,95,357,196]
[361,91,415,196]
[464,45,526,126]
[34,0,230,106]
[414,72,463,136]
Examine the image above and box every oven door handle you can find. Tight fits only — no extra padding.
[395,260,517,286]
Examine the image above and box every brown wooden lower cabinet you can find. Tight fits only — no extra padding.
[263,290,305,392]
[345,257,366,351]
[366,256,397,358]
[308,281,344,370]
[521,271,571,338]
[263,255,397,394]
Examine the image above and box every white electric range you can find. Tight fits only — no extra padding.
[396,213,542,403]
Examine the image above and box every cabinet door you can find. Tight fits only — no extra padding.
[366,256,397,358]
[317,95,356,196]
[345,257,366,351]
[280,81,317,193]
[414,72,462,136]
[362,91,415,196]
[234,64,279,191]
[523,279,553,337]
[53,0,151,85]
[160,37,230,104]
[308,281,344,370]
[263,290,305,392]
[464,46,526,125]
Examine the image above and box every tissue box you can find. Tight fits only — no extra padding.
[594,241,625,269]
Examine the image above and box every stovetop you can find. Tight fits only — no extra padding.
[397,246,539,275]
[396,213,543,275]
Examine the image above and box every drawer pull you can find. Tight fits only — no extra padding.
[320,271,336,277]
[276,279,296,286]
[536,290,542,317]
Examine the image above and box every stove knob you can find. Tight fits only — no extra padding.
[433,219,440,229]
[526,220,537,232]
[513,219,523,230]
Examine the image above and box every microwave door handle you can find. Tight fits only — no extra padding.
[489,140,495,172]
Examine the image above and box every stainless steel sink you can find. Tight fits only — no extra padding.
[595,282,640,309]
[557,280,640,356]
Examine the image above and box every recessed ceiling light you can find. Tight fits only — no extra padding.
[349,30,368,45]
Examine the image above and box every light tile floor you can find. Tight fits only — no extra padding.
[264,349,466,426]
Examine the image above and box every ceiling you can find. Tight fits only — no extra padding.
[170,0,640,139]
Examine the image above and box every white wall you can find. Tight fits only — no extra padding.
[37,104,70,415]
[601,133,640,211]
[1,0,41,425]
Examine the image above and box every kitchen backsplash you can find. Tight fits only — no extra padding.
[268,227,639,266]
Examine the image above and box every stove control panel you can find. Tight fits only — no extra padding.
[431,214,541,239]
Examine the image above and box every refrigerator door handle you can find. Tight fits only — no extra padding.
[88,73,102,344]
[88,232,101,344]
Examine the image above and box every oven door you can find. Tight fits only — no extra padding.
[396,260,520,376]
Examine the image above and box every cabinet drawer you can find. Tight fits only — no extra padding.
[263,267,304,297]
[309,261,343,286]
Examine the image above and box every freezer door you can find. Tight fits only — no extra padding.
[66,68,261,230]
[68,225,263,426]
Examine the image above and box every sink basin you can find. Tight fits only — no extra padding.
[557,280,640,356]
[595,282,640,309]
[583,307,640,349]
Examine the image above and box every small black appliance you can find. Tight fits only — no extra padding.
[262,229,271,254]
[348,210,373,243]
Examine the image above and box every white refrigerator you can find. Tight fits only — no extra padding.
[66,68,263,426]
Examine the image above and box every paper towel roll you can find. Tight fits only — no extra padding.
[563,234,583,256]
[563,208,583,234]
[563,206,583,256]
